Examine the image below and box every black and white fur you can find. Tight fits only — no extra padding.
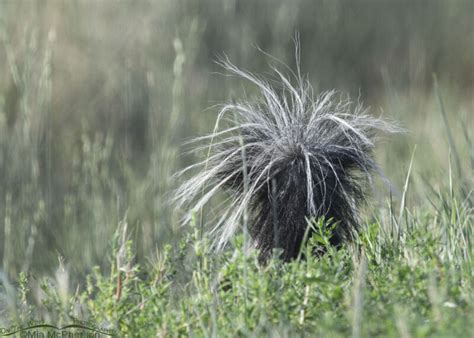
[175,55,397,262]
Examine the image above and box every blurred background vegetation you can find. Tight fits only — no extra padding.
[0,0,472,282]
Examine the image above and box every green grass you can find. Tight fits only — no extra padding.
[2,181,472,336]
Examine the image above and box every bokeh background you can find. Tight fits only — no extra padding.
[0,0,472,281]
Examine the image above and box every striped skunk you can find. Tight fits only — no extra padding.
[174,53,398,262]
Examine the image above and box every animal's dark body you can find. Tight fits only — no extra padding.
[175,57,397,262]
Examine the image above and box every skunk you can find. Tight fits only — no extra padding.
[175,55,397,262]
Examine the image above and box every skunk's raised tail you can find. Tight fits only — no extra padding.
[175,58,398,261]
